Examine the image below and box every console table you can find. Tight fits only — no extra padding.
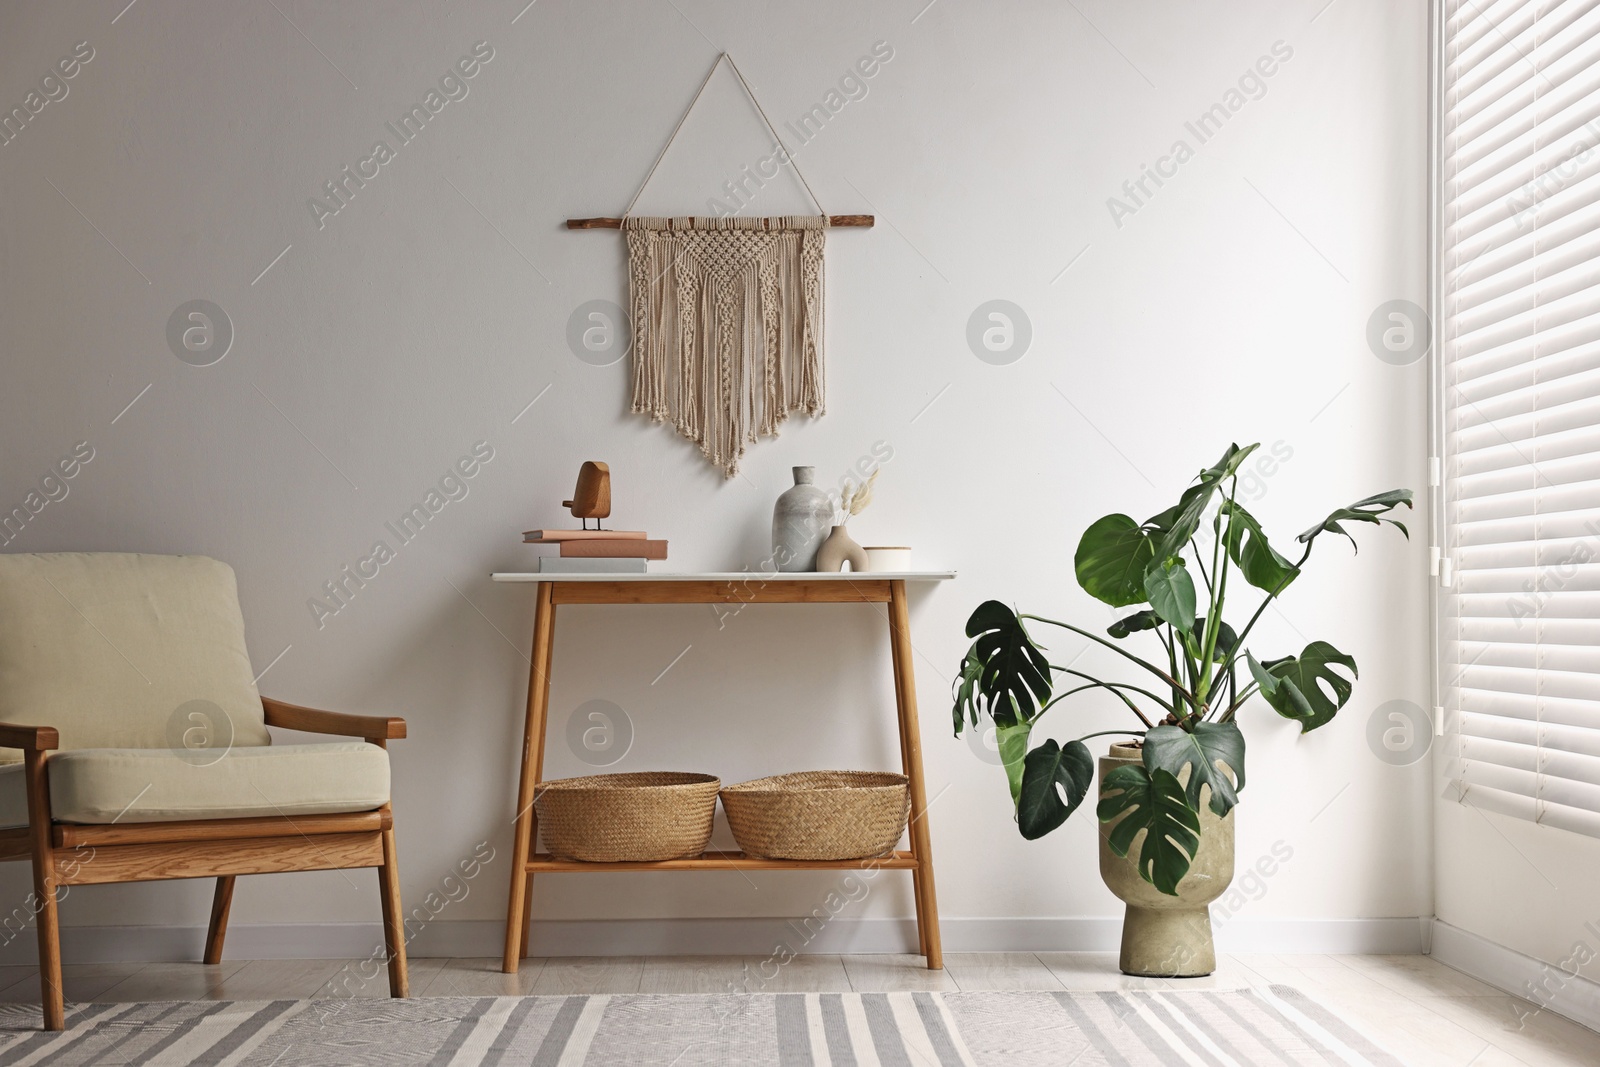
[489,571,955,974]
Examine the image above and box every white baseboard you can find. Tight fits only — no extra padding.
[1218,917,1426,955]
[1429,919,1600,1035]
[0,915,1425,965]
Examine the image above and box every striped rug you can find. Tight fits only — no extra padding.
[0,986,1403,1065]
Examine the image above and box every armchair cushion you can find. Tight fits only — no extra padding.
[0,553,270,760]
[0,742,389,826]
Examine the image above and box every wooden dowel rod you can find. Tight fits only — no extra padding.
[566,215,873,229]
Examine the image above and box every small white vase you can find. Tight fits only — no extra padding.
[816,525,868,572]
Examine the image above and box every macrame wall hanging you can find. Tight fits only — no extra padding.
[567,54,873,478]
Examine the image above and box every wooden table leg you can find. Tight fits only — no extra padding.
[521,593,558,959]
[504,581,556,973]
[888,580,942,969]
[518,871,536,958]
[886,598,929,960]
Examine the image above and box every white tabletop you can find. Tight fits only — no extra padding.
[491,571,956,582]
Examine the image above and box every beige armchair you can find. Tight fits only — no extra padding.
[0,552,408,1030]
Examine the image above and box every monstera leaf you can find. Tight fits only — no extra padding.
[1146,443,1260,562]
[1195,617,1239,662]
[1141,721,1246,817]
[1075,515,1156,606]
[1097,764,1202,896]
[1108,609,1162,639]
[952,645,983,735]
[1297,490,1414,551]
[1143,559,1196,632]
[1016,738,1094,839]
[1248,642,1358,732]
[1079,445,1262,611]
[1217,500,1300,594]
[1144,482,1208,560]
[953,601,1051,729]
[996,721,1033,805]
[1203,441,1262,481]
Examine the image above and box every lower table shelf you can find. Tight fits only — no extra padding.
[526,850,919,873]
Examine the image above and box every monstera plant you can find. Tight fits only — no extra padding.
[953,443,1411,894]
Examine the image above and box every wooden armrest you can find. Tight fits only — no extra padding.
[0,723,59,751]
[261,698,406,741]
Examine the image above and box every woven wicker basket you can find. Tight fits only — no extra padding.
[534,772,719,862]
[721,771,911,861]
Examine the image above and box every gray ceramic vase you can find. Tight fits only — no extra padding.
[772,466,833,572]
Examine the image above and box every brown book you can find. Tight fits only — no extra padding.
[523,529,647,542]
[560,538,668,560]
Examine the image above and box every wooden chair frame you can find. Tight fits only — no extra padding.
[0,697,408,1031]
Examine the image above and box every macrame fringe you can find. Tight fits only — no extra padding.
[625,216,826,478]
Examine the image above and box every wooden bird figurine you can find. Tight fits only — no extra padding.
[564,461,612,530]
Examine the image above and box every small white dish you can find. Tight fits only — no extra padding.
[864,546,912,572]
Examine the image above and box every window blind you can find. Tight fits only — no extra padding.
[1439,0,1600,838]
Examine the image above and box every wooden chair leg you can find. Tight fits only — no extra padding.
[204,876,235,965]
[32,881,64,1031]
[377,821,409,997]
[24,751,64,1030]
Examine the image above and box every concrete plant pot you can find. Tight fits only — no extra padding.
[1098,742,1235,977]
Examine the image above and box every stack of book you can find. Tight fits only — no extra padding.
[522,529,668,573]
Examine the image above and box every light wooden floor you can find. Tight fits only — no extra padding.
[0,953,1594,1065]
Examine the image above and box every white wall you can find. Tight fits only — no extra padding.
[1435,803,1600,969]
[0,0,1428,957]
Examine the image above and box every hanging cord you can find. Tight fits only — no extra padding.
[722,55,825,215]
[622,52,827,219]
